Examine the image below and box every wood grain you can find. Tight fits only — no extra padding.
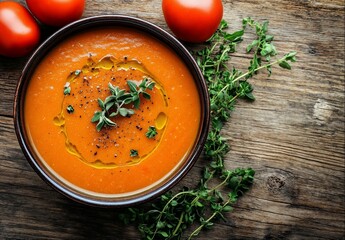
[1,0,344,239]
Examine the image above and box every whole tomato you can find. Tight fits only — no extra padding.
[162,0,223,43]
[26,0,85,27]
[0,1,40,58]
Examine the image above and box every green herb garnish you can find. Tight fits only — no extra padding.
[63,82,71,95]
[145,126,157,139]
[66,105,74,114]
[74,69,82,76]
[130,149,139,157]
[91,78,155,132]
[119,18,296,239]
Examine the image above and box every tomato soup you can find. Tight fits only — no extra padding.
[24,27,201,195]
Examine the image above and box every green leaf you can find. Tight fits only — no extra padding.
[158,231,169,238]
[91,111,102,122]
[195,201,204,207]
[139,79,147,88]
[108,82,117,94]
[222,205,233,212]
[260,43,273,56]
[127,109,135,115]
[203,167,211,180]
[109,112,117,117]
[105,101,114,111]
[130,149,138,157]
[156,221,165,229]
[127,80,138,92]
[104,95,116,104]
[262,20,269,33]
[147,82,155,90]
[228,176,239,189]
[96,119,105,132]
[119,108,128,117]
[133,98,140,109]
[117,89,126,98]
[132,94,139,102]
[123,97,133,105]
[245,92,255,100]
[265,35,274,42]
[267,64,273,76]
[142,92,151,100]
[219,19,228,30]
[246,39,259,53]
[97,98,105,109]
[279,60,291,70]
[224,30,244,42]
[285,51,297,61]
[104,117,116,127]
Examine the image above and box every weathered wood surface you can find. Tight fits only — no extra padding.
[1,0,344,239]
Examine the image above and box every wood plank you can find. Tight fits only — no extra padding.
[0,0,344,239]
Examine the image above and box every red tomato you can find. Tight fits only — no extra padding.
[26,0,85,27]
[0,1,40,58]
[162,0,223,43]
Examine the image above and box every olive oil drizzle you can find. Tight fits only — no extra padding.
[53,55,169,169]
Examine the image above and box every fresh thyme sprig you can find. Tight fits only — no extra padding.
[91,78,155,132]
[118,18,296,239]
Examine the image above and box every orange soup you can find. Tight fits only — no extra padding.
[24,27,201,195]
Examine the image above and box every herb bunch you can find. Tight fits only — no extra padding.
[92,78,155,132]
[119,18,296,239]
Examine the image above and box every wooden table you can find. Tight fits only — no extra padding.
[1,0,344,239]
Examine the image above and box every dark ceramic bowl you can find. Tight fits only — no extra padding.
[14,15,210,207]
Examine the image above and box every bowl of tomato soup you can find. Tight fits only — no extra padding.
[14,15,210,207]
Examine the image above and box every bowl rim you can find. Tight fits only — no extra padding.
[13,14,210,207]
